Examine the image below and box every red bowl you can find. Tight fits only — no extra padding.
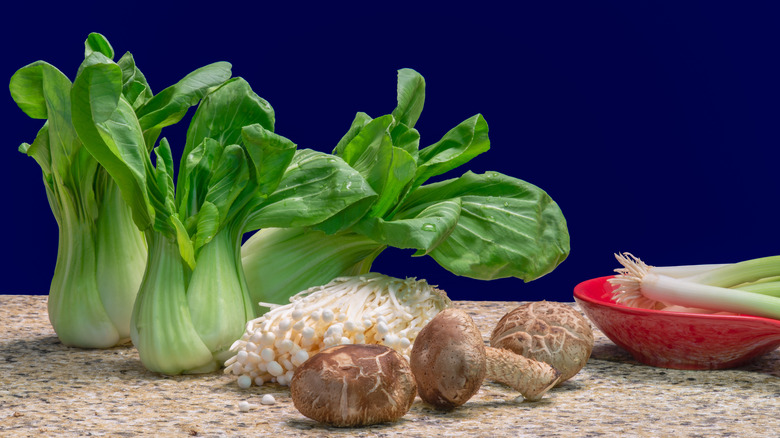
[573,276,780,370]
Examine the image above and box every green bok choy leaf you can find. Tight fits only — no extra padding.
[71,54,374,374]
[9,33,231,348]
[241,68,570,307]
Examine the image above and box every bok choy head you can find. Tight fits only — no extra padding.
[70,52,374,374]
[9,33,231,348]
[71,51,270,374]
[242,68,570,306]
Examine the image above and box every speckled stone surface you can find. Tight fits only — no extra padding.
[1,295,779,437]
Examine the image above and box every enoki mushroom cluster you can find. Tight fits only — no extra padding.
[224,273,451,387]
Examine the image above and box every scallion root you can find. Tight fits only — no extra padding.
[609,253,666,310]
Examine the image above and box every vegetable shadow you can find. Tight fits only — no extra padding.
[213,378,292,403]
[588,340,780,379]
[281,382,560,433]
[2,334,226,384]
[589,340,635,363]
[285,416,419,434]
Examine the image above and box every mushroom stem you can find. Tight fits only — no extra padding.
[485,346,560,401]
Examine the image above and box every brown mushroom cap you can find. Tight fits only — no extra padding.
[410,308,486,410]
[290,344,416,427]
[490,301,594,383]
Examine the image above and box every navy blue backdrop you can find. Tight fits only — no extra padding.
[3,2,779,301]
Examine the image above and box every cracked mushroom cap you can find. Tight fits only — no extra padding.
[290,344,416,427]
[410,308,487,410]
[490,301,594,382]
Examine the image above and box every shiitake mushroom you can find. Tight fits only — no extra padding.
[290,344,416,427]
[490,301,594,383]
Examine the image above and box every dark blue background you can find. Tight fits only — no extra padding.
[4,2,779,301]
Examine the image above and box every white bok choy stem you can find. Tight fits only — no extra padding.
[609,253,780,319]
[241,227,385,311]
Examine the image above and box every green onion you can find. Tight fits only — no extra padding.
[609,253,780,319]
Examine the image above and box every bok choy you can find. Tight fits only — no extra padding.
[242,69,570,309]
[9,33,230,348]
[70,54,375,374]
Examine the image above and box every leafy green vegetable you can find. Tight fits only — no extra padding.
[242,68,570,306]
[71,54,374,374]
[9,33,230,348]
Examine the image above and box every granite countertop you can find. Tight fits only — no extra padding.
[1,295,779,437]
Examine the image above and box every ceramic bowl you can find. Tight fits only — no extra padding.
[573,276,780,370]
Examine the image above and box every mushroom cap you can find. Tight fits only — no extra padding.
[410,308,486,410]
[290,344,416,427]
[490,301,594,382]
